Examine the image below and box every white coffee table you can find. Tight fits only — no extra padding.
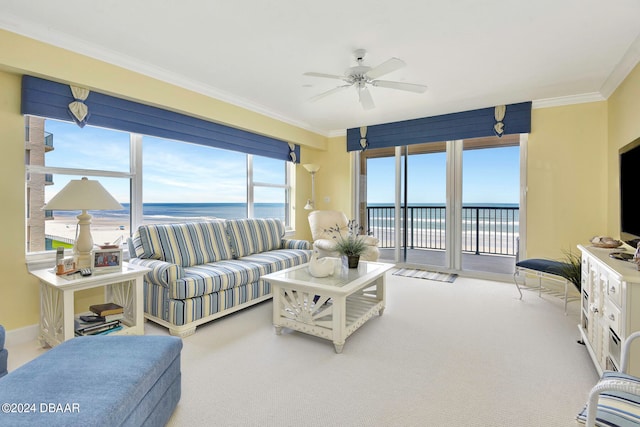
[264,259,394,353]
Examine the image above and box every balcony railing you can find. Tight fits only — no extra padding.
[366,205,519,256]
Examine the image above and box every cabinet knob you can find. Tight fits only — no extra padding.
[590,304,599,314]
[610,286,617,294]
[609,314,615,321]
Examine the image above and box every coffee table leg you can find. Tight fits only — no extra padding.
[334,342,344,354]
[274,326,283,335]
[379,307,385,316]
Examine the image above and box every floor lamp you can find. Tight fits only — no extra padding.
[43,177,123,268]
[303,164,320,210]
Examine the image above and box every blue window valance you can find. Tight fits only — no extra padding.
[346,101,531,152]
[21,75,300,163]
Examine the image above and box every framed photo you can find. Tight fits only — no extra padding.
[91,248,123,273]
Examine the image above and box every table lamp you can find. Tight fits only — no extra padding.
[43,177,123,268]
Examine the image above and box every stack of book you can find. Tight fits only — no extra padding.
[74,303,125,336]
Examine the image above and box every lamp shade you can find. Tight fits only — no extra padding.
[303,164,320,173]
[43,177,123,211]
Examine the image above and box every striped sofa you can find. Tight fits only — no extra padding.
[128,218,311,337]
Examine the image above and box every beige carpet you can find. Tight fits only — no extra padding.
[154,274,596,427]
[7,273,597,426]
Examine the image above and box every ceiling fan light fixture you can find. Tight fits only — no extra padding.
[303,49,427,110]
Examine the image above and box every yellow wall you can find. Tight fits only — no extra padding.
[607,63,640,236]
[526,102,608,258]
[295,136,352,242]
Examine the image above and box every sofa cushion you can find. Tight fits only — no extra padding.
[168,259,269,299]
[226,218,285,258]
[240,248,312,273]
[135,221,233,267]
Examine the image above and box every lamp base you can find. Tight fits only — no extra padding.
[74,252,92,269]
[74,210,94,269]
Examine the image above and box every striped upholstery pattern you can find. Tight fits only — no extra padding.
[226,218,284,257]
[168,249,311,299]
[144,280,271,326]
[240,249,311,272]
[132,218,313,331]
[171,259,268,300]
[135,221,232,267]
[577,371,640,426]
[128,258,185,288]
[282,239,312,250]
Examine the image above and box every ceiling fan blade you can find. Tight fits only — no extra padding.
[308,84,352,102]
[372,80,427,93]
[365,58,405,79]
[359,87,375,110]
[303,72,347,81]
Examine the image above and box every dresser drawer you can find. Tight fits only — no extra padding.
[607,276,622,308]
[604,298,622,336]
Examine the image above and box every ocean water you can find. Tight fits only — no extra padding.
[51,203,287,222]
[50,202,518,230]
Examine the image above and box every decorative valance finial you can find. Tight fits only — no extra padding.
[288,143,297,163]
[494,105,506,137]
[68,85,90,128]
[359,126,368,150]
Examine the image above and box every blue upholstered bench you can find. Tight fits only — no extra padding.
[0,335,182,427]
[513,258,578,313]
[0,325,7,378]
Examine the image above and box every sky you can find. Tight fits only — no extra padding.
[367,146,520,205]
[43,120,284,203]
[43,119,519,205]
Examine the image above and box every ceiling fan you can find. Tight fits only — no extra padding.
[304,49,427,110]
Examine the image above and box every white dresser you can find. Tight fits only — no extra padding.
[578,244,640,376]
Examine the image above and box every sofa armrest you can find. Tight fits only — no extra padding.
[128,258,184,287]
[281,239,312,250]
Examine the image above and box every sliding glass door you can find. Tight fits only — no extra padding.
[360,135,524,277]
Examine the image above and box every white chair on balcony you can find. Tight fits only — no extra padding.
[308,210,380,262]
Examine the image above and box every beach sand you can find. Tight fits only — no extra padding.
[46,217,130,247]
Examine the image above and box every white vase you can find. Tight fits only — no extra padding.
[308,250,334,278]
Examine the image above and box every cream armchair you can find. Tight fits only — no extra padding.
[308,210,380,261]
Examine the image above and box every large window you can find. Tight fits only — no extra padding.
[25,117,294,256]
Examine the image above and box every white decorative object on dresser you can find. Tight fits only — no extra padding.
[578,244,640,377]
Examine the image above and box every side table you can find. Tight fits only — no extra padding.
[29,262,150,347]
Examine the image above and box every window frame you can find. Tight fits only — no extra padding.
[25,118,295,267]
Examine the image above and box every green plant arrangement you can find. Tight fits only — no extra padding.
[325,220,368,267]
[559,249,582,291]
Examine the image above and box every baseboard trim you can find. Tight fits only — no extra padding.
[5,324,39,347]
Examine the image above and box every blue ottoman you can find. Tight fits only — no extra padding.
[0,335,182,426]
[0,325,7,378]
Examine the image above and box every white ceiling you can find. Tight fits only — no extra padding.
[2,0,640,136]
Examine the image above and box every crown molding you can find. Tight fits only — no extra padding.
[0,18,332,138]
[600,31,640,99]
[532,92,606,109]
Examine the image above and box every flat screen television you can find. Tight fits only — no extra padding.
[620,137,640,247]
